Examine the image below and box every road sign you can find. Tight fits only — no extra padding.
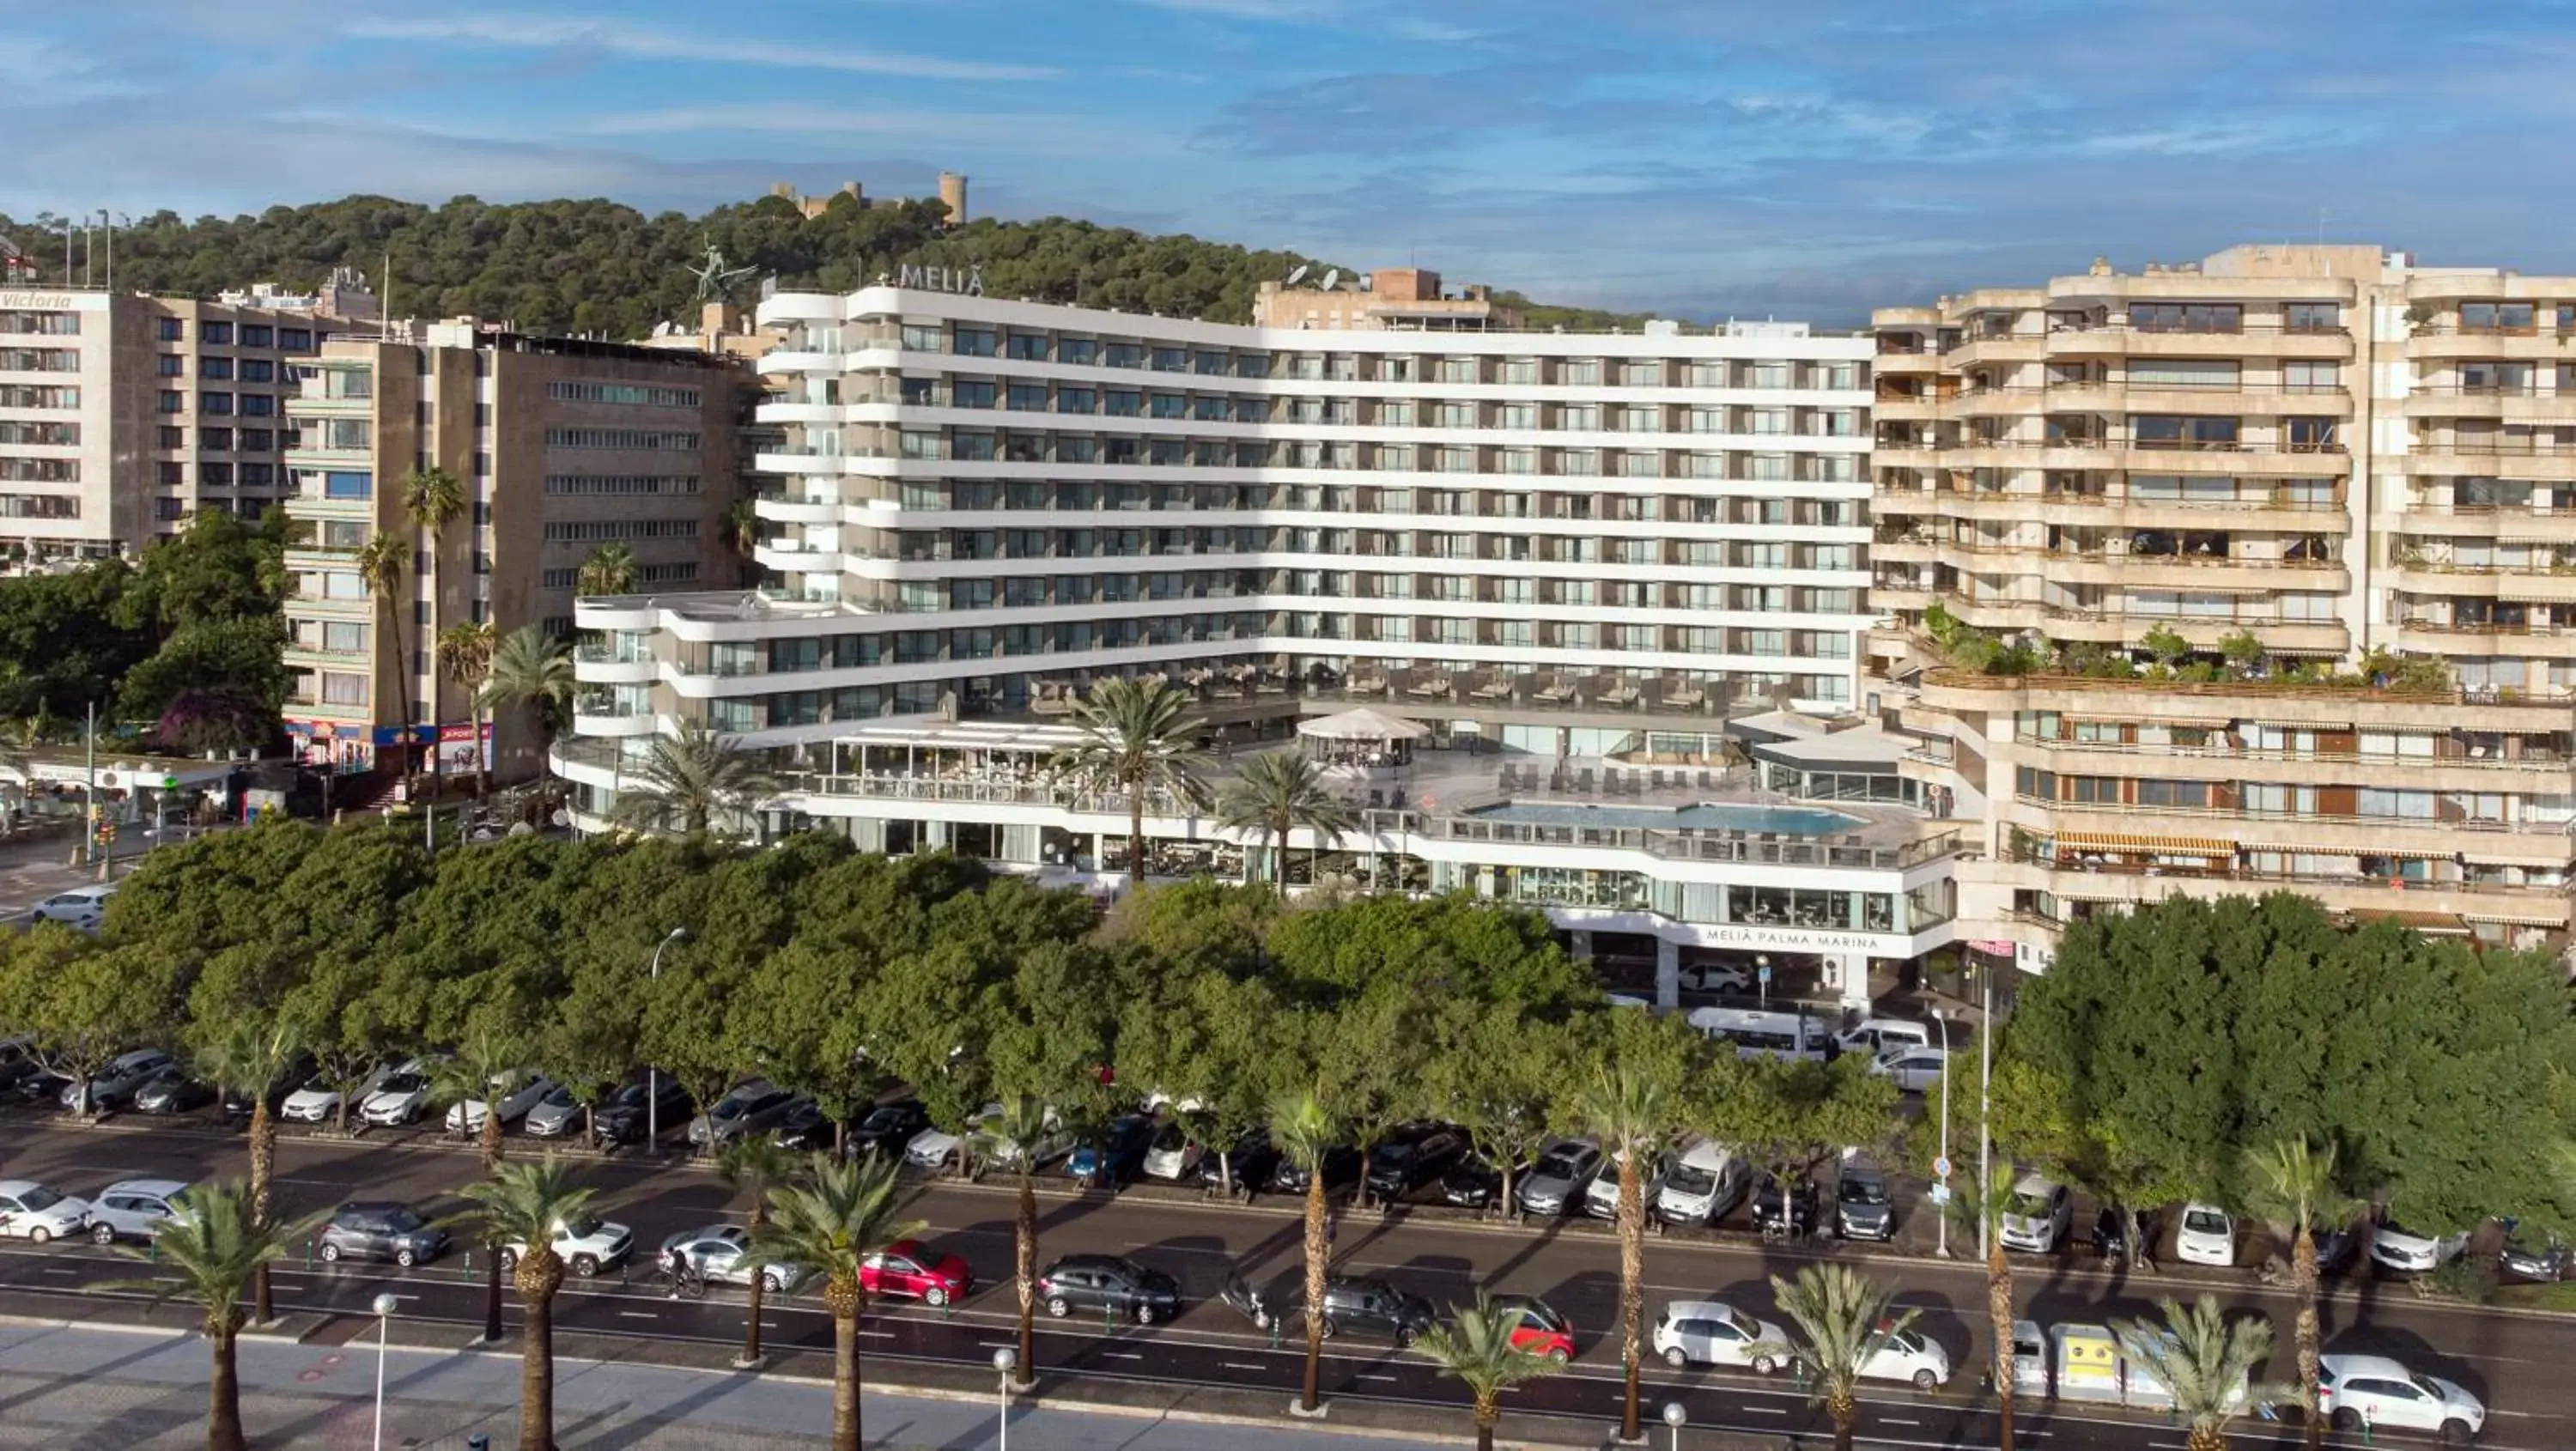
[1929,1184,1952,1205]
[1757,964,1773,983]
[1933,1155,1953,1180]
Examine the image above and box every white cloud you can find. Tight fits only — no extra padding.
[343,12,1058,82]
[581,104,1180,158]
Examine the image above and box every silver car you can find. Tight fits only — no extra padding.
[88,1179,191,1244]
[1516,1137,1603,1217]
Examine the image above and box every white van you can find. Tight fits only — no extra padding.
[1686,1007,1829,1062]
[1655,1138,1749,1226]
[1583,1148,1673,1219]
[1834,1017,1933,1057]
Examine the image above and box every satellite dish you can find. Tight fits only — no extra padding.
[1285,264,1310,287]
[1321,269,1341,292]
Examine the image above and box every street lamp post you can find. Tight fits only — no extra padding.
[993,1347,1018,1451]
[1978,964,1995,1258]
[370,1291,399,1451]
[1932,1008,1952,1259]
[647,926,687,1149]
[1662,1399,1686,1451]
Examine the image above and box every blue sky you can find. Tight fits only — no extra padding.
[8,0,2576,321]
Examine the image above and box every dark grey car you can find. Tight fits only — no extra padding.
[319,1201,449,1267]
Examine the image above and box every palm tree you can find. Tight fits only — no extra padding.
[720,495,762,587]
[189,1018,302,1326]
[2243,1140,2357,1451]
[1269,1087,1344,1414]
[604,719,780,837]
[1756,1263,1920,1451]
[576,542,640,597]
[981,1093,1054,1384]
[1215,748,1356,896]
[1572,1065,1671,1444]
[352,531,413,779]
[1410,1295,1567,1451]
[479,625,578,773]
[435,620,498,796]
[2111,1296,2286,1451]
[460,1157,598,1451]
[431,1028,532,1343]
[716,1134,801,1367]
[106,1179,325,1451]
[745,1153,924,1451]
[404,467,466,780]
[1048,675,1211,889]
[1941,1166,2023,1451]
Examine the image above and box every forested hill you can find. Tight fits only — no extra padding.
[0,194,1362,337]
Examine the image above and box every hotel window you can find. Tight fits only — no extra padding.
[202,322,234,345]
[2286,417,2340,452]
[239,394,275,417]
[1820,362,1859,390]
[1686,362,1726,387]
[1747,454,1792,481]
[1686,407,1724,433]
[240,359,274,383]
[1748,362,1790,389]
[156,355,184,377]
[953,327,998,357]
[1615,452,1661,478]
[1619,406,1660,433]
[1005,332,1049,361]
[203,356,234,382]
[1498,404,1536,430]
[1060,337,1098,366]
[2283,302,2340,333]
[951,380,997,409]
[1558,449,1601,476]
[1499,360,1537,384]
[1104,390,1142,417]
[320,672,368,706]
[1620,361,1662,386]
[155,318,184,342]
[1378,444,1416,470]
[2282,361,2338,392]
[1006,383,1048,411]
[1057,386,1095,414]
[1437,402,1476,428]
[1563,359,1601,386]
[1747,409,1789,434]
[1436,358,1478,384]
[241,325,273,349]
[1497,449,1536,475]
[1151,347,1186,373]
[2130,302,2240,334]
[1560,404,1600,431]
[900,324,945,352]
[2461,302,2537,335]
[201,392,234,415]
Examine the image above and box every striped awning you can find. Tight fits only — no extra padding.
[2460,910,2572,928]
[2251,717,2352,730]
[2240,843,2457,860]
[2052,831,2239,856]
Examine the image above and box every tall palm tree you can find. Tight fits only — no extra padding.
[435,620,498,796]
[981,1093,1054,1384]
[431,1028,532,1343]
[1756,1263,1920,1451]
[479,625,578,774]
[720,496,762,587]
[1941,1166,2023,1451]
[1215,748,1356,896]
[2111,1296,2286,1451]
[2243,1141,2357,1451]
[745,1154,923,1451]
[605,719,780,837]
[460,1157,598,1451]
[717,1134,801,1367]
[106,1179,325,1451]
[1048,675,1210,889]
[1572,1065,1672,1444]
[576,542,640,597]
[1269,1087,1344,1415]
[1409,1295,1567,1451]
[404,466,467,780]
[352,531,413,779]
[189,1018,302,1326]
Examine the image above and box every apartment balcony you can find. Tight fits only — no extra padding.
[281,645,369,673]
[571,695,660,738]
[2400,386,2576,423]
[283,593,371,622]
[1945,333,2047,368]
[756,541,847,574]
[2018,854,2570,935]
[1908,488,2343,531]
[2010,735,2576,793]
[2392,562,2576,604]
[756,495,842,525]
[2398,442,2576,483]
[2018,797,2572,865]
[1920,669,2576,733]
[2035,381,2355,418]
[2390,619,2576,659]
[571,639,659,685]
[2401,325,2576,362]
[283,393,371,418]
[2042,324,2352,361]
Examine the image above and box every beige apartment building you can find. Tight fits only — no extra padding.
[1253,268,1525,331]
[281,320,748,781]
[1870,243,2576,966]
[0,287,355,568]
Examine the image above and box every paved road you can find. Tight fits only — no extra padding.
[0,1120,2553,1450]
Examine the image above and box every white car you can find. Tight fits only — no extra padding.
[1652,1298,1790,1371]
[1868,1046,1948,1095]
[27,885,113,931]
[1677,963,1752,993]
[497,1211,634,1278]
[2317,1353,2484,1440]
[1835,1018,1933,1056]
[2175,1202,2236,1267]
[0,1180,89,1242]
[447,1074,557,1134]
[659,1224,806,1293]
[905,1124,967,1170]
[280,1069,361,1124]
[1140,1121,1202,1181]
[1583,1149,1672,1219]
[357,1063,435,1126]
[2369,1219,2470,1273]
[1861,1323,1952,1391]
[87,1179,191,1244]
[2000,1173,2073,1253]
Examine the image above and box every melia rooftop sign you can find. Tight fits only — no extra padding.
[895,264,985,297]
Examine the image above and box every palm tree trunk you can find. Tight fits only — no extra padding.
[743,1204,767,1363]
[1300,1171,1327,1412]
[1473,1400,1498,1451]
[482,1114,505,1343]
[1127,788,1145,895]
[1617,1159,1643,1442]
[384,602,411,785]
[249,1102,276,1324]
[1015,1167,1037,1378]
[208,1324,247,1451]
[474,701,489,798]
[2294,1233,2322,1451]
[832,1296,862,1451]
[1272,809,1289,897]
[522,1290,556,1451]
[1990,1235,2015,1451]
[1831,1391,1857,1451]
[2184,1430,2226,1451]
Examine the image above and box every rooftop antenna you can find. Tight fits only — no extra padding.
[1284,264,1310,288]
[1320,268,1341,292]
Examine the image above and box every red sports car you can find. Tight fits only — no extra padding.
[1493,1294,1575,1362]
[859,1239,975,1307]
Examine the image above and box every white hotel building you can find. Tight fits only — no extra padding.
[560,281,1960,1005]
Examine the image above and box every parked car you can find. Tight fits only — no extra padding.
[0,1037,42,1091]
[1834,1017,1934,1057]
[1835,1162,1896,1242]
[2370,1218,2470,1274]
[2316,1353,2484,1441]
[1676,962,1752,993]
[1200,1127,1283,1193]
[1140,1120,1203,1181]
[88,1179,191,1244]
[1036,1254,1182,1325]
[1442,1150,1520,1211]
[318,1201,447,1266]
[1516,1138,1604,1217]
[2498,1218,2568,1283]
[1223,1272,1434,1344]
[281,1066,372,1125]
[1365,1122,1467,1200]
[2093,1205,2163,1263]
[496,1211,633,1278]
[905,1121,969,1171]
[848,1100,932,1158]
[1584,1149,1674,1219]
[859,1238,974,1307]
[2312,1219,2361,1274]
[689,1081,801,1149]
[592,1076,690,1144]
[1653,1299,1789,1371]
[1862,1322,1953,1391]
[660,1224,805,1292]
[356,1064,436,1127]
[520,1083,592,1139]
[2174,1202,2237,1267]
[1270,1142,1363,1196]
[1868,1045,1949,1095]
[2001,1174,2073,1253]
[131,1069,216,1115]
[28,885,113,930]
[222,1052,315,1126]
[1752,1173,1820,1237]
[1066,1114,1157,1187]
[446,1073,558,1134]
[1492,1294,1576,1363]
[64,1049,176,1112]
[975,1102,1076,1173]
[1656,1139,1749,1227]
[0,1181,88,1242]
[770,1099,847,1152]
[12,1070,70,1106]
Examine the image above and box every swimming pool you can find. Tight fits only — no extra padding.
[1467,801,1862,835]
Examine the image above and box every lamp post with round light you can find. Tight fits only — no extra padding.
[647,926,687,1149]
[993,1346,1018,1451]
[1662,1399,1686,1451]
[371,1291,399,1451]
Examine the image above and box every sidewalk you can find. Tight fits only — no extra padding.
[0,1321,1456,1450]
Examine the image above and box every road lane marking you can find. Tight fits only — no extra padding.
[1740,1405,1788,1416]
[854,1329,893,1339]
[1100,1351,1145,1361]
[1883,1417,1922,1425]
[1219,1362,1267,1372]
[617,1312,658,1320]
[1354,1374,1399,1382]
